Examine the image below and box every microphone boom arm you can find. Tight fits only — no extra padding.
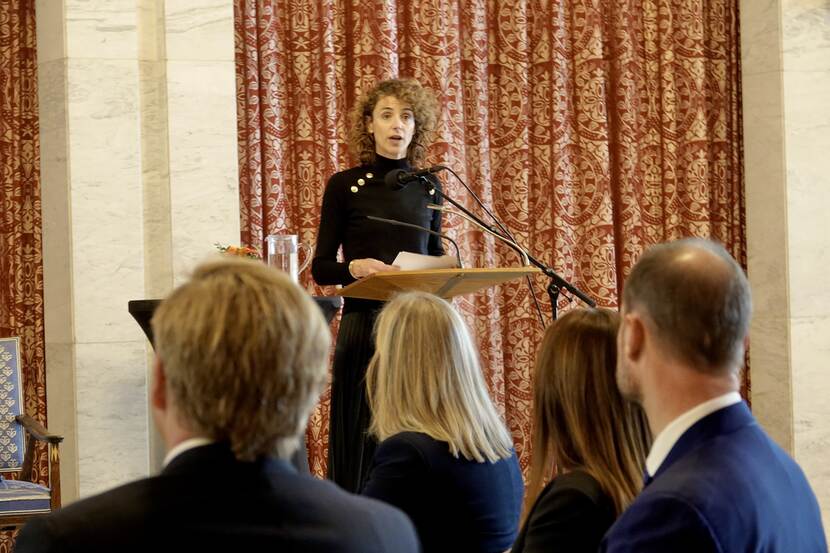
[428,204,529,266]
[424,178,596,310]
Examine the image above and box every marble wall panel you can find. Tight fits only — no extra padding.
[740,0,794,451]
[743,71,788,317]
[166,60,240,284]
[139,59,174,301]
[783,68,830,318]
[791,314,830,531]
[782,0,830,73]
[44,342,79,501]
[740,0,783,75]
[64,0,138,60]
[66,59,146,345]
[137,0,166,62]
[781,0,830,530]
[34,0,65,65]
[39,59,74,347]
[165,0,235,61]
[75,341,148,497]
[748,316,793,450]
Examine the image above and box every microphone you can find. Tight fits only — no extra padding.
[365,215,463,269]
[384,166,447,189]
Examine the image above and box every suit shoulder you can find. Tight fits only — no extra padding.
[602,492,719,552]
[15,477,163,552]
[303,478,420,552]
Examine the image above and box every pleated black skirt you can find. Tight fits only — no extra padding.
[327,310,379,493]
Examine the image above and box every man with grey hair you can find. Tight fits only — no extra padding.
[16,258,419,553]
[601,238,826,552]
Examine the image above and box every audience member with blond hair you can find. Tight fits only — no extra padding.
[513,308,650,553]
[362,291,523,553]
[16,258,419,553]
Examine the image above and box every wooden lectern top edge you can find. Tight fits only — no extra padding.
[334,266,540,300]
[366,266,539,278]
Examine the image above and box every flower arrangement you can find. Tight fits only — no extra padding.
[215,243,260,259]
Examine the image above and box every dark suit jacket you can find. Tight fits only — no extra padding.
[512,469,615,553]
[15,443,420,553]
[362,431,523,553]
[601,402,827,552]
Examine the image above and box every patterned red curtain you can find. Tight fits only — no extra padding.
[234,0,745,478]
[0,0,47,548]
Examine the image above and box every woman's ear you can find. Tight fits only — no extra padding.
[366,115,374,136]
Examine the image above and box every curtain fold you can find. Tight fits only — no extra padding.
[0,0,47,547]
[235,0,746,478]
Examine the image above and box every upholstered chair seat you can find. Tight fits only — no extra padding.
[0,337,62,529]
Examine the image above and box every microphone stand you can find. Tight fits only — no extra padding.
[418,176,596,320]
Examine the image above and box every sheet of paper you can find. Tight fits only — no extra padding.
[392,251,459,271]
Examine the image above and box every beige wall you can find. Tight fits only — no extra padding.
[37,0,239,501]
[742,0,830,531]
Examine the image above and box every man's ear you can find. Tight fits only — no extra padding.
[150,355,167,411]
[622,311,646,363]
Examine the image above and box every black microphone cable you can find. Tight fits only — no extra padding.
[365,215,463,270]
[439,167,547,328]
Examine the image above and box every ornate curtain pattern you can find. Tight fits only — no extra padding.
[235,0,745,478]
[0,0,47,547]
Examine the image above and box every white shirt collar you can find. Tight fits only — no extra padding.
[162,437,214,468]
[646,391,742,477]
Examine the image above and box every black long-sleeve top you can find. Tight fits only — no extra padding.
[312,155,444,314]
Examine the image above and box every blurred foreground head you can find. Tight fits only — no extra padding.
[151,257,330,461]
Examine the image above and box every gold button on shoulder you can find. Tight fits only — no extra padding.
[366,172,374,179]
[350,185,359,193]
[357,178,365,186]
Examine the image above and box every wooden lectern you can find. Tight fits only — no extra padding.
[336,267,540,301]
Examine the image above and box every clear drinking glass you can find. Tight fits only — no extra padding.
[265,234,312,282]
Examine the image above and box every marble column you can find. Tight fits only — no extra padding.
[37,0,239,501]
[742,0,830,531]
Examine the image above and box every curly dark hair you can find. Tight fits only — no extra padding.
[347,78,439,167]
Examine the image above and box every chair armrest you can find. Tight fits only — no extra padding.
[15,415,63,444]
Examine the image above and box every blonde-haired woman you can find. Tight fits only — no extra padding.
[512,308,651,553]
[312,78,444,493]
[362,292,523,553]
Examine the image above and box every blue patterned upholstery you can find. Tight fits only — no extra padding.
[0,337,25,472]
[0,337,52,517]
[0,478,50,515]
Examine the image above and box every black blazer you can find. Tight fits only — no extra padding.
[512,470,615,553]
[362,431,523,553]
[15,443,420,553]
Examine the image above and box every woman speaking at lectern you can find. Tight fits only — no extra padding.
[311,78,445,493]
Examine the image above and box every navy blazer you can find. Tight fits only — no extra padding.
[16,443,420,553]
[601,402,827,552]
[362,431,524,553]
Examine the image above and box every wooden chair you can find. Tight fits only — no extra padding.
[0,337,62,529]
